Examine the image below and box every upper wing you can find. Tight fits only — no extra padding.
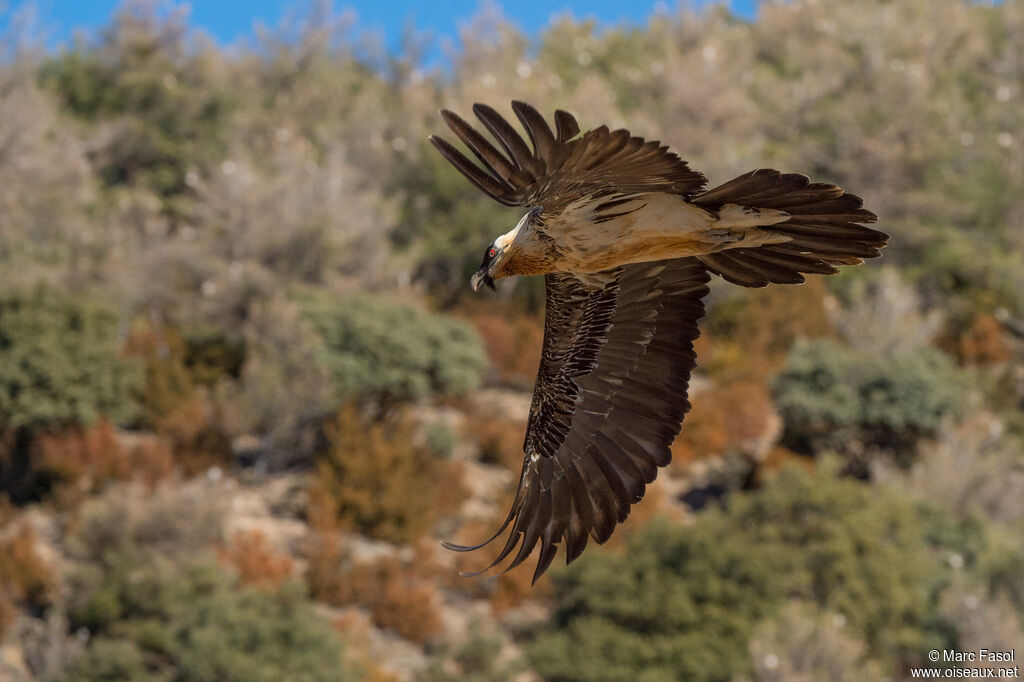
[428,101,707,213]
[444,258,710,583]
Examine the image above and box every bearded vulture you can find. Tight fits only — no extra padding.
[430,101,887,583]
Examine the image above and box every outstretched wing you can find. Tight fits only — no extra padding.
[444,258,710,583]
[428,101,707,214]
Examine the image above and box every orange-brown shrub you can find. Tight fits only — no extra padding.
[218,528,294,589]
[31,418,174,507]
[459,304,543,388]
[309,405,463,544]
[124,321,232,473]
[955,313,1013,366]
[347,556,444,644]
[309,547,444,645]
[304,493,348,605]
[0,523,55,637]
[702,277,834,380]
[671,380,777,467]
[467,411,527,471]
[757,445,813,478]
[152,394,233,474]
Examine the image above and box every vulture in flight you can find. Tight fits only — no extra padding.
[429,101,887,584]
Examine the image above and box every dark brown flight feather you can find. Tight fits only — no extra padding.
[429,101,707,213]
[444,259,710,584]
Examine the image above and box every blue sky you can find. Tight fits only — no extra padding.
[7,1,759,56]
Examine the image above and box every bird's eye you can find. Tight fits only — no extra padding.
[488,248,497,259]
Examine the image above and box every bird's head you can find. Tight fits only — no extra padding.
[470,212,531,292]
[470,242,501,292]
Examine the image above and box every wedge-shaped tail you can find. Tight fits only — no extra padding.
[695,169,887,287]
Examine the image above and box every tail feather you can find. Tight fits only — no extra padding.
[695,169,886,287]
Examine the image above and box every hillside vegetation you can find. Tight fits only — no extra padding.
[1,0,1022,679]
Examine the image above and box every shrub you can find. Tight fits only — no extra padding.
[304,494,348,606]
[38,4,233,203]
[423,421,458,459]
[702,277,834,380]
[238,295,335,468]
[421,624,524,682]
[218,529,295,590]
[65,481,226,573]
[0,286,142,502]
[0,522,55,637]
[952,313,1013,366]
[526,464,958,681]
[469,410,528,471]
[299,292,486,405]
[305,533,444,646]
[59,563,360,682]
[123,322,233,473]
[345,557,444,645]
[0,286,140,435]
[671,379,777,467]
[30,418,174,508]
[309,405,463,544]
[123,321,195,425]
[54,638,151,682]
[748,602,884,682]
[151,395,234,474]
[772,340,965,461]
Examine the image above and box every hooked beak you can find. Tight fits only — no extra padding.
[470,268,496,292]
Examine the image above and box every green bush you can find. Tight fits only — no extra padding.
[0,286,140,434]
[527,464,958,682]
[62,562,360,682]
[56,638,153,682]
[299,292,486,404]
[772,340,965,459]
[421,624,524,682]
